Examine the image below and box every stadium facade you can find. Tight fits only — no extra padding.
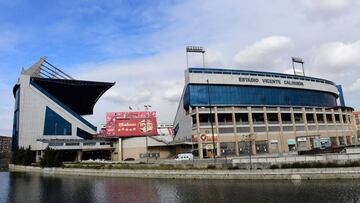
[174,68,358,159]
[12,57,115,161]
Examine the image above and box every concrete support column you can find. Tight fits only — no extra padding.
[76,150,83,162]
[336,136,340,146]
[302,108,308,135]
[323,108,329,134]
[118,138,122,161]
[290,107,296,134]
[214,107,221,157]
[264,107,269,151]
[277,107,284,153]
[232,107,239,156]
[248,107,256,155]
[314,108,319,133]
[196,107,203,159]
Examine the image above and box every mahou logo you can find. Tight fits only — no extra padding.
[138,119,153,133]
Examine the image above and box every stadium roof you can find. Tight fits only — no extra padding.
[14,57,115,115]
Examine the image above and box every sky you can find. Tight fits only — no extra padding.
[1,0,360,136]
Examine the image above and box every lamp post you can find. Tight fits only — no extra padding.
[206,79,216,161]
[144,104,151,164]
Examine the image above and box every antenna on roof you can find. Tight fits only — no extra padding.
[292,57,305,76]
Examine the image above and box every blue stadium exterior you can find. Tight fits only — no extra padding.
[174,67,357,159]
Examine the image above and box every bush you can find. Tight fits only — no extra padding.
[11,146,34,166]
[40,147,64,168]
[207,165,216,169]
[270,164,279,169]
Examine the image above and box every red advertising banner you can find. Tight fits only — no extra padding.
[103,111,157,137]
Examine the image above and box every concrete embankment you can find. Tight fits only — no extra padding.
[0,159,9,169]
[9,164,360,180]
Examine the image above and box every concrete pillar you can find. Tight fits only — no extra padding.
[251,140,256,155]
[336,136,340,146]
[248,107,256,155]
[277,107,284,153]
[264,107,269,151]
[232,107,239,156]
[302,108,308,135]
[76,150,83,162]
[118,137,122,161]
[196,107,203,159]
[214,107,220,157]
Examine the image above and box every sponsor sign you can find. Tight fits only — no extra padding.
[192,134,218,142]
[104,111,157,137]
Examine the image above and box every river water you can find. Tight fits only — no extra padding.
[1,171,360,203]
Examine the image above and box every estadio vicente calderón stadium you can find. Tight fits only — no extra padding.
[173,67,357,159]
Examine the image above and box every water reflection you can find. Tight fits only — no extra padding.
[1,172,360,203]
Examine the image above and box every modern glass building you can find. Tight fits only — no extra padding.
[12,57,115,161]
[174,67,357,159]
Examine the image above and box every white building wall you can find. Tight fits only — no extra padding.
[173,87,192,142]
[18,75,96,150]
[188,72,339,96]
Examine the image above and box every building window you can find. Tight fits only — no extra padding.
[255,141,268,154]
[43,107,72,135]
[267,113,279,124]
[217,113,233,125]
[235,113,249,125]
[334,114,341,123]
[199,114,215,126]
[326,114,333,123]
[281,113,292,124]
[77,128,93,139]
[236,127,250,133]
[252,113,265,124]
[218,128,234,134]
[294,113,303,123]
[238,141,250,155]
[268,126,280,132]
[306,113,315,123]
[316,114,324,123]
[220,142,236,155]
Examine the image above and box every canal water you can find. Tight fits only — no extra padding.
[1,171,360,203]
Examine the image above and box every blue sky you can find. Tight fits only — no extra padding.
[1,0,360,135]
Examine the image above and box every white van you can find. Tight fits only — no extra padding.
[174,153,194,161]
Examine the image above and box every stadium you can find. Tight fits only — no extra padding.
[174,67,358,159]
[12,57,115,161]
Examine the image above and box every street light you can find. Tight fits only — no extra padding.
[206,79,216,161]
[144,104,151,164]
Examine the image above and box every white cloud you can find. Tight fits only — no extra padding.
[233,36,294,70]
[72,50,186,125]
[301,0,353,18]
[347,78,360,93]
[312,40,360,72]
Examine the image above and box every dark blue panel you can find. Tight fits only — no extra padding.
[43,107,72,135]
[76,128,93,139]
[184,84,337,108]
[12,88,20,151]
[337,85,345,106]
[30,81,97,131]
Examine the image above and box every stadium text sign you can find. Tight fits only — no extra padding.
[238,77,304,86]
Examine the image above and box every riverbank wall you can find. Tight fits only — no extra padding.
[0,159,8,170]
[9,164,360,180]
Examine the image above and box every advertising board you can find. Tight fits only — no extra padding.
[104,111,157,137]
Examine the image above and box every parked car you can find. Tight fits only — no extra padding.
[174,153,194,161]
